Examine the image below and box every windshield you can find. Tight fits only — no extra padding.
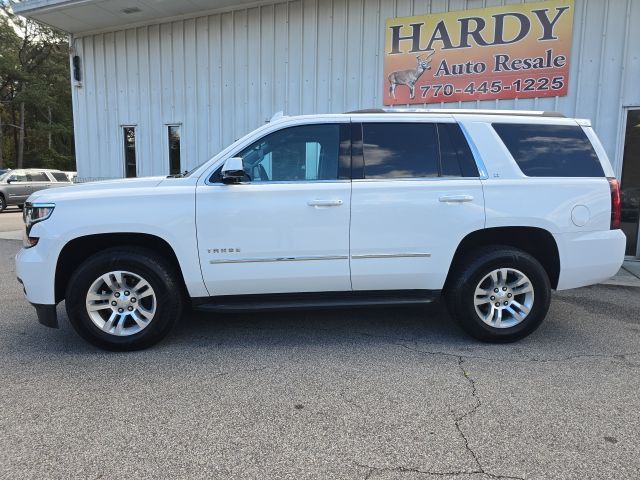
[0,171,11,182]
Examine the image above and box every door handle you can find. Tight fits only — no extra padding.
[438,194,474,203]
[307,199,343,207]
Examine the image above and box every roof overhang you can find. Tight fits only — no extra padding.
[11,0,269,35]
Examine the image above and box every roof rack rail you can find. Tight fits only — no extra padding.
[346,108,565,118]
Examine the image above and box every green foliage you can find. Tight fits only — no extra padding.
[0,1,75,170]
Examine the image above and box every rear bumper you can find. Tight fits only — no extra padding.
[555,229,626,290]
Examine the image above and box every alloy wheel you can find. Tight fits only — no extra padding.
[473,267,535,329]
[85,270,157,336]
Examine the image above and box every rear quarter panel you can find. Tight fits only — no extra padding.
[458,116,611,234]
[458,115,624,290]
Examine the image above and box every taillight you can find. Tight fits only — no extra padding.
[608,177,621,230]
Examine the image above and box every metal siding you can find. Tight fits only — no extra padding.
[71,0,639,179]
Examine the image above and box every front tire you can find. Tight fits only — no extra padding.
[65,247,183,351]
[0,195,6,213]
[445,246,551,343]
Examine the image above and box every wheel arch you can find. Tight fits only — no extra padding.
[446,226,561,290]
[55,233,188,303]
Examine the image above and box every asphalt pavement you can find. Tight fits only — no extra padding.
[1,236,639,479]
[0,209,22,236]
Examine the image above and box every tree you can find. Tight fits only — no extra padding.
[0,1,75,171]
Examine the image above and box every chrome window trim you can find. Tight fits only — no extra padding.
[352,177,478,183]
[351,253,432,259]
[204,179,350,186]
[209,255,348,264]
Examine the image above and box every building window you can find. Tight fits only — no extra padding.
[168,125,181,175]
[123,126,137,178]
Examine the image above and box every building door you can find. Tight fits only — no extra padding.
[620,109,640,257]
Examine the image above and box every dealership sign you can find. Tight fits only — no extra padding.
[383,0,574,105]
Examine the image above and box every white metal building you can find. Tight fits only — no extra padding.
[12,0,640,256]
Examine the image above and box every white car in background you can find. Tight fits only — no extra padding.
[15,109,626,350]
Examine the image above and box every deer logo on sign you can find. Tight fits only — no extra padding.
[388,51,435,100]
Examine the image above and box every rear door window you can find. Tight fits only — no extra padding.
[361,123,439,179]
[492,123,604,177]
[359,122,479,179]
[51,172,70,182]
[27,172,50,182]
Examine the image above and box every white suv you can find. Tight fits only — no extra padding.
[15,109,626,350]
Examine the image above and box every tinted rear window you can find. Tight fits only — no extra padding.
[27,172,49,182]
[493,123,604,177]
[360,122,479,179]
[362,123,439,179]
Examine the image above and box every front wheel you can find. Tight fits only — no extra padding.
[445,246,551,342]
[0,195,6,213]
[65,247,183,351]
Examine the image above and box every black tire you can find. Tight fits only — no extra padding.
[65,247,183,351]
[445,246,551,343]
[0,195,6,213]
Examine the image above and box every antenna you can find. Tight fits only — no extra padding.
[269,111,286,122]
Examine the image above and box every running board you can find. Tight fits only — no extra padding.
[192,290,441,313]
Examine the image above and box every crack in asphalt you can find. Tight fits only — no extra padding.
[356,462,523,479]
[355,332,640,365]
[453,357,525,480]
[402,343,640,365]
[352,356,525,480]
[340,391,366,413]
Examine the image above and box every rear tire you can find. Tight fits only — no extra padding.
[445,246,550,343]
[0,195,6,213]
[65,247,183,351]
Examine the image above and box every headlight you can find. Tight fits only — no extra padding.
[23,202,55,246]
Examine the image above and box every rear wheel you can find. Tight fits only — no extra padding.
[65,247,183,350]
[0,195,6,213]
[446,246,551,342]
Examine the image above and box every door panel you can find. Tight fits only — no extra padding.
[27,172,54,195]
[4,173,30,203]
[196,182,351,295]
[349,120,485,291]
[196,121,352,296]
[350,179,484,290]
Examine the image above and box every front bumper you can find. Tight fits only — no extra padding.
[15,237,58,305]
[16,277,59,328]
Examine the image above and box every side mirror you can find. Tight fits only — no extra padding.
[221,157,246,184]
[6,177,15,184]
